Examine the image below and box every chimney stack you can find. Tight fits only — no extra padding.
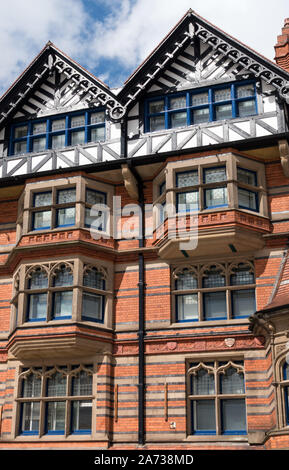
[274,18,289,72]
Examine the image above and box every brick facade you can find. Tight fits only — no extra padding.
[0,10,289,450]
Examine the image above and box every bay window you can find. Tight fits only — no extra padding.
[13,259,112,328]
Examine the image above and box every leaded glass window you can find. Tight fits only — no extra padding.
[172,261,256,323]
[9,110,106,156]
[145,81,257,132]
[203,267,225,288]
[47,371,67,397]
[85,188,107,230]
[188,361,246,435]
[177,171,199,188]
[83,268,105,290]
[18,365,93,436]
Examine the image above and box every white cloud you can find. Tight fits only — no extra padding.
[88,0,289,70]
[0,0,89,95]
[0,0,288,95]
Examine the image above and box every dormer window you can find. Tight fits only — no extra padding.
[144,81,257,133]
[9,109,105,156]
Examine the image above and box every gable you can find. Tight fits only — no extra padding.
[119,10,289,110]
[0,44,126,129]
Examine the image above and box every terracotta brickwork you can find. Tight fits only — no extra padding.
[0,11,289,451]
[0,151,288,450]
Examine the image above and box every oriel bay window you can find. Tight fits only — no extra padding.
[21,177,112,237]
[172,261,256,323]
[187,361,247,435]
[9,109,105,155]
[145,81,257,132]
[13,259,112,328]
[167,156,265,217]
[17,365,93,436]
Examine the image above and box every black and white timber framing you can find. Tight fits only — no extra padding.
[0,9,289,179]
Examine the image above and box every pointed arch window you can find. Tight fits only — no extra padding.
[25,263,74,322]
[187,361,246,435]
[172,261,256,323]
[17,365,93,436]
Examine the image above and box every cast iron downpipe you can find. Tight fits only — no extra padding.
[127,160,146,446]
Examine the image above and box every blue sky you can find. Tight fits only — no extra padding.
[0,0,288,97]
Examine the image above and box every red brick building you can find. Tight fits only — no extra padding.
[0,10,289,450]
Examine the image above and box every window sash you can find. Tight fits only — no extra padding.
[203,291,227,320]
[238,188,258,211]
[220,399,247,434]
[191,399,216,435]
[20,402,40,435]
[71,401,92,434]
[46,401,66,434]
[82,292,104,322]
[52,291,73,319]
[176,294,198,322]
[27,293,47,321]
[231,289,256,318]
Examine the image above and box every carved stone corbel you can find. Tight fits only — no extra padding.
[121,164,139,200]
[279,139,289,177]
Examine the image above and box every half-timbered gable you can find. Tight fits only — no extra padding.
[120,10,289,158]
[0,42,126,177]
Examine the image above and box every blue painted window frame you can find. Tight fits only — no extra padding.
[9,109,105,156]
[45,401,66,435]
[26,293,47,323]
[231,288,256,319]
[31,191,52,231]
[236,168,259,212]
[203,291,227,321]
[31,187,76,232]
[70,401,92,435]
[189,362,247,436]
[144,80,257,133]
[19,402,40,436]
[82,292,105,323]
[203,165,228,209]
[175,293,199,323]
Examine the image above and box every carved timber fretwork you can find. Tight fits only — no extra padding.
[121,14,289,108]
[52,57,126,121]
[0,46,126,126]
[193,22,289,103]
